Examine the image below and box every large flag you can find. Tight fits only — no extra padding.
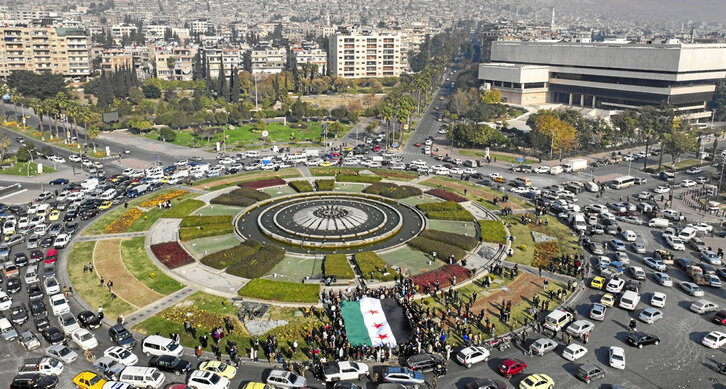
[341,297,414,346]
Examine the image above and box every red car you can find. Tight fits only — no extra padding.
[414,142,422,147]
[498,358,527,378]
[712,310,726,325]
[372,145,381,152]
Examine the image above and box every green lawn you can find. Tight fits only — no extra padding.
[0,161,56,176]
[145,121,349,148]
[67,241,134,322]
[82,206,127,236]
[128,199,205,232]
[120,237,184,295]
[267,256,323,282]
[379,246,443,276]
[501,214,581,266]
[427,220,477,237]
[183,234,241,258]
[333,183,367,193]
[458,149,537,164]
[193,205,243,216]
[421,176,532,210]
[262,185,297,197]
[399,196,438,207]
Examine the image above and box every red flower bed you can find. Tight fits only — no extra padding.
[150,242,195,269]
[411,264,472,291]
[239,178,287,189]
[426,188,467,203]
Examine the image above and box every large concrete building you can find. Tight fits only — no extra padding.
[0,25,91,80]
[328,29,402,78]
[479,41,726,119]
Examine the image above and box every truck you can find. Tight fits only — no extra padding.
[19,358,64,376]
[563,159,588,173]
[653,249,674,265]
[568,212,587,232]
[549,165,564,175]
[688,265,709,285]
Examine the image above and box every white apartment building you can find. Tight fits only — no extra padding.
[291,48,327,74]
[328,29,402,78]
[154,46,194,81]
[111,23,137,39]
[143,25,171,39]
[250,47,287,74]
[190,20,210,35]
[203,48,243,78]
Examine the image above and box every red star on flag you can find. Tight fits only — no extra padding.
[372,323,384,329]
[367,310,379,315]
[378,334,389,340]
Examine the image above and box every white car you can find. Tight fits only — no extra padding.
[104,346,139,366]
[681,179,696,188]
[455,346,490,368]
[68,155,82,163]
[566,320,594,337]
[639,308,663,324]
[44,276,61,296]
[606,277,625,293]
[609,346,626,369]
[562,344,588,361]
[53,234,70,249]
[0,291,11,310]
[59,313,80,335]
[650,292,667,307]
[664,235,685,251]
[642,257,667,272]
[49,293,70,316]
[489,173,502,179]
[45,344,78,364]
[511,187,528,194]
[188,370,231,389]
[686,167,703,174]
[690,299,719,314]
[449,167,464,175]
[653,186,670,194]
[71,328,98,350]
[48,156,65,164]
[680,282,705,297]
[534,166,551,174]
[687,223,714,234]
[322,361,369,382]
[702,331,726,349]
[175,160,189,166]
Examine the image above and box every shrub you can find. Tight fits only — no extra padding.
[416,201,473,221]
[200,240,261,269]
[363,182,422,199]
[139,189,188,208]
[239,178,287,189]
[150,242,195,269]
[426,188,468,203]
[315,179,335,191]
[226,245,285,278]
[238,279,320,303]
[479,220,507,244]
[336,174,382,183]
[210,187,271,207]
[411,264,472,291]
[407,236,467,261]
[162,199,205,218]
[354,252,398,281]
[417,201,462,212]
[180,215,232,227]
[288,180,314,193]
[421,230,478,250]
[104,208,144,234]
[323,254,355,279]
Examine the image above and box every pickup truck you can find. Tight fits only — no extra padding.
[18,357,64,376]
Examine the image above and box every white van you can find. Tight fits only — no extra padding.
[141,335,183,357]
[288,154,308,164]
[549,166,564,175]
[662,209,684,221]
[585,182,599,193]
[619,290,640,310]
[245,150,260,158]
[118,366,165,388]
[544,309,574,332]
[98,189,117,201]
[648,218,670,229]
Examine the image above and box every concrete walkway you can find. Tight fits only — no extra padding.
[148,219,181,245]
[125,286,197,325]
[77,231,147,241]
[298,165,312,177]
[100,129,216,159]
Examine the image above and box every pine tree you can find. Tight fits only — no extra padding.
[229,67,240,102]
[218,60,227,99]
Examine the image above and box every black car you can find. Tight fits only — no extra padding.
[49,178,69,186]
[405,353,446,372]
[27,283,43,300]
[79,208,97,220]
[39,237,54,248]
[34,315,50,332]
[8,205,22,214]
[464,378,508,389]
[63,211,77,222]
[6,277,21,294]
[41,327,65,345]
[149,355,192,375]
[625,332,660,348]
[574,363,605,384]
[675,258,692,271]
[10,373,58,389]
[108,324,136,348]
[29,250,43,264]
[77,311,101,329]
[10,304,28,325]
[14,253,28,267]
[64,223,78,235]
[29,299,47,319]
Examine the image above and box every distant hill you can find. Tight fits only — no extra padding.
[550,0,726,23]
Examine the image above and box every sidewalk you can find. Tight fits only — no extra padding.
[99,130,217,159]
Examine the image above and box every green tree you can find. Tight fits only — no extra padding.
[530,113,578,159]
[481,89,502,104]
[6,71,66,99]
[159,127,177,142]
[0,134,10,162]
[86,124,100,153]
[662,124,698,167]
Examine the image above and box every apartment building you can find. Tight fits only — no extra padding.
[203,48,243,78]
[328,29,402,78]
[110,23,138,39]
[250,46,287,74]
[153,46,194,81]
[143,25,171,39]
[479,41,726,119]
[0,25,91,80]
[291,48,327,74]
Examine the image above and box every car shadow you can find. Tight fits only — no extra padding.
[677,300,694,312]
[689,331,711,345]
[594,346,611,366]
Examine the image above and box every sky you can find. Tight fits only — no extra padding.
[552,0,726,24]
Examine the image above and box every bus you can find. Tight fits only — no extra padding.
[609,175,637,189]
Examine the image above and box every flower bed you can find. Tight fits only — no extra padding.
[239,178,287,189]
[323,254,355,279]
[210,187,271,207]
[238,279,320,303]
[315,179,335,191]
[407,236,467,261]
[479,220,508,244]
[103,208,144,234]
[411,264,472,291]
[150,241,195,269]
[200,240,261,270]
[310,167,418,181]
[225,245,285,278]
[336,174,382,183]
[288,180,314,193]
[421,230,478,250]
[533,241,560,268]
[425,188,468,203]
[354,251,398,281]
[362,182,422,199]
[416,201,473,221]
[139,189,189,208]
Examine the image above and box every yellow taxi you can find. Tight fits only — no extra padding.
[600,293,616,307]
[493,176,507,183]
[341,147,353,152]
[199,360,237,379]
[48,209,61,221]
[319,161,335,167]
[242,383,273,389]
[519,374,554,389]
[73,371,107,389]
[98,201,114,210]
[590,276,606,290]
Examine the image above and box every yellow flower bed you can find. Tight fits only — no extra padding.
[104,208,144,234]
[139,190,188,208]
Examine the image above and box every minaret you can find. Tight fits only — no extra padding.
[550,7,556,30]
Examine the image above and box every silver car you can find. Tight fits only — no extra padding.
[530,338,558,356]
[589,303,607,321]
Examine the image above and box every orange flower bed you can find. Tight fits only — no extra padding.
[104,208,144,234]
[533,241,560,268]
[139,190,188,208]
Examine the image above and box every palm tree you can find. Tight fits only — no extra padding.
[27,98,46,139]
[86,124,100,153]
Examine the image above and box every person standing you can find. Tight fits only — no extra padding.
[97,306,104,320]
